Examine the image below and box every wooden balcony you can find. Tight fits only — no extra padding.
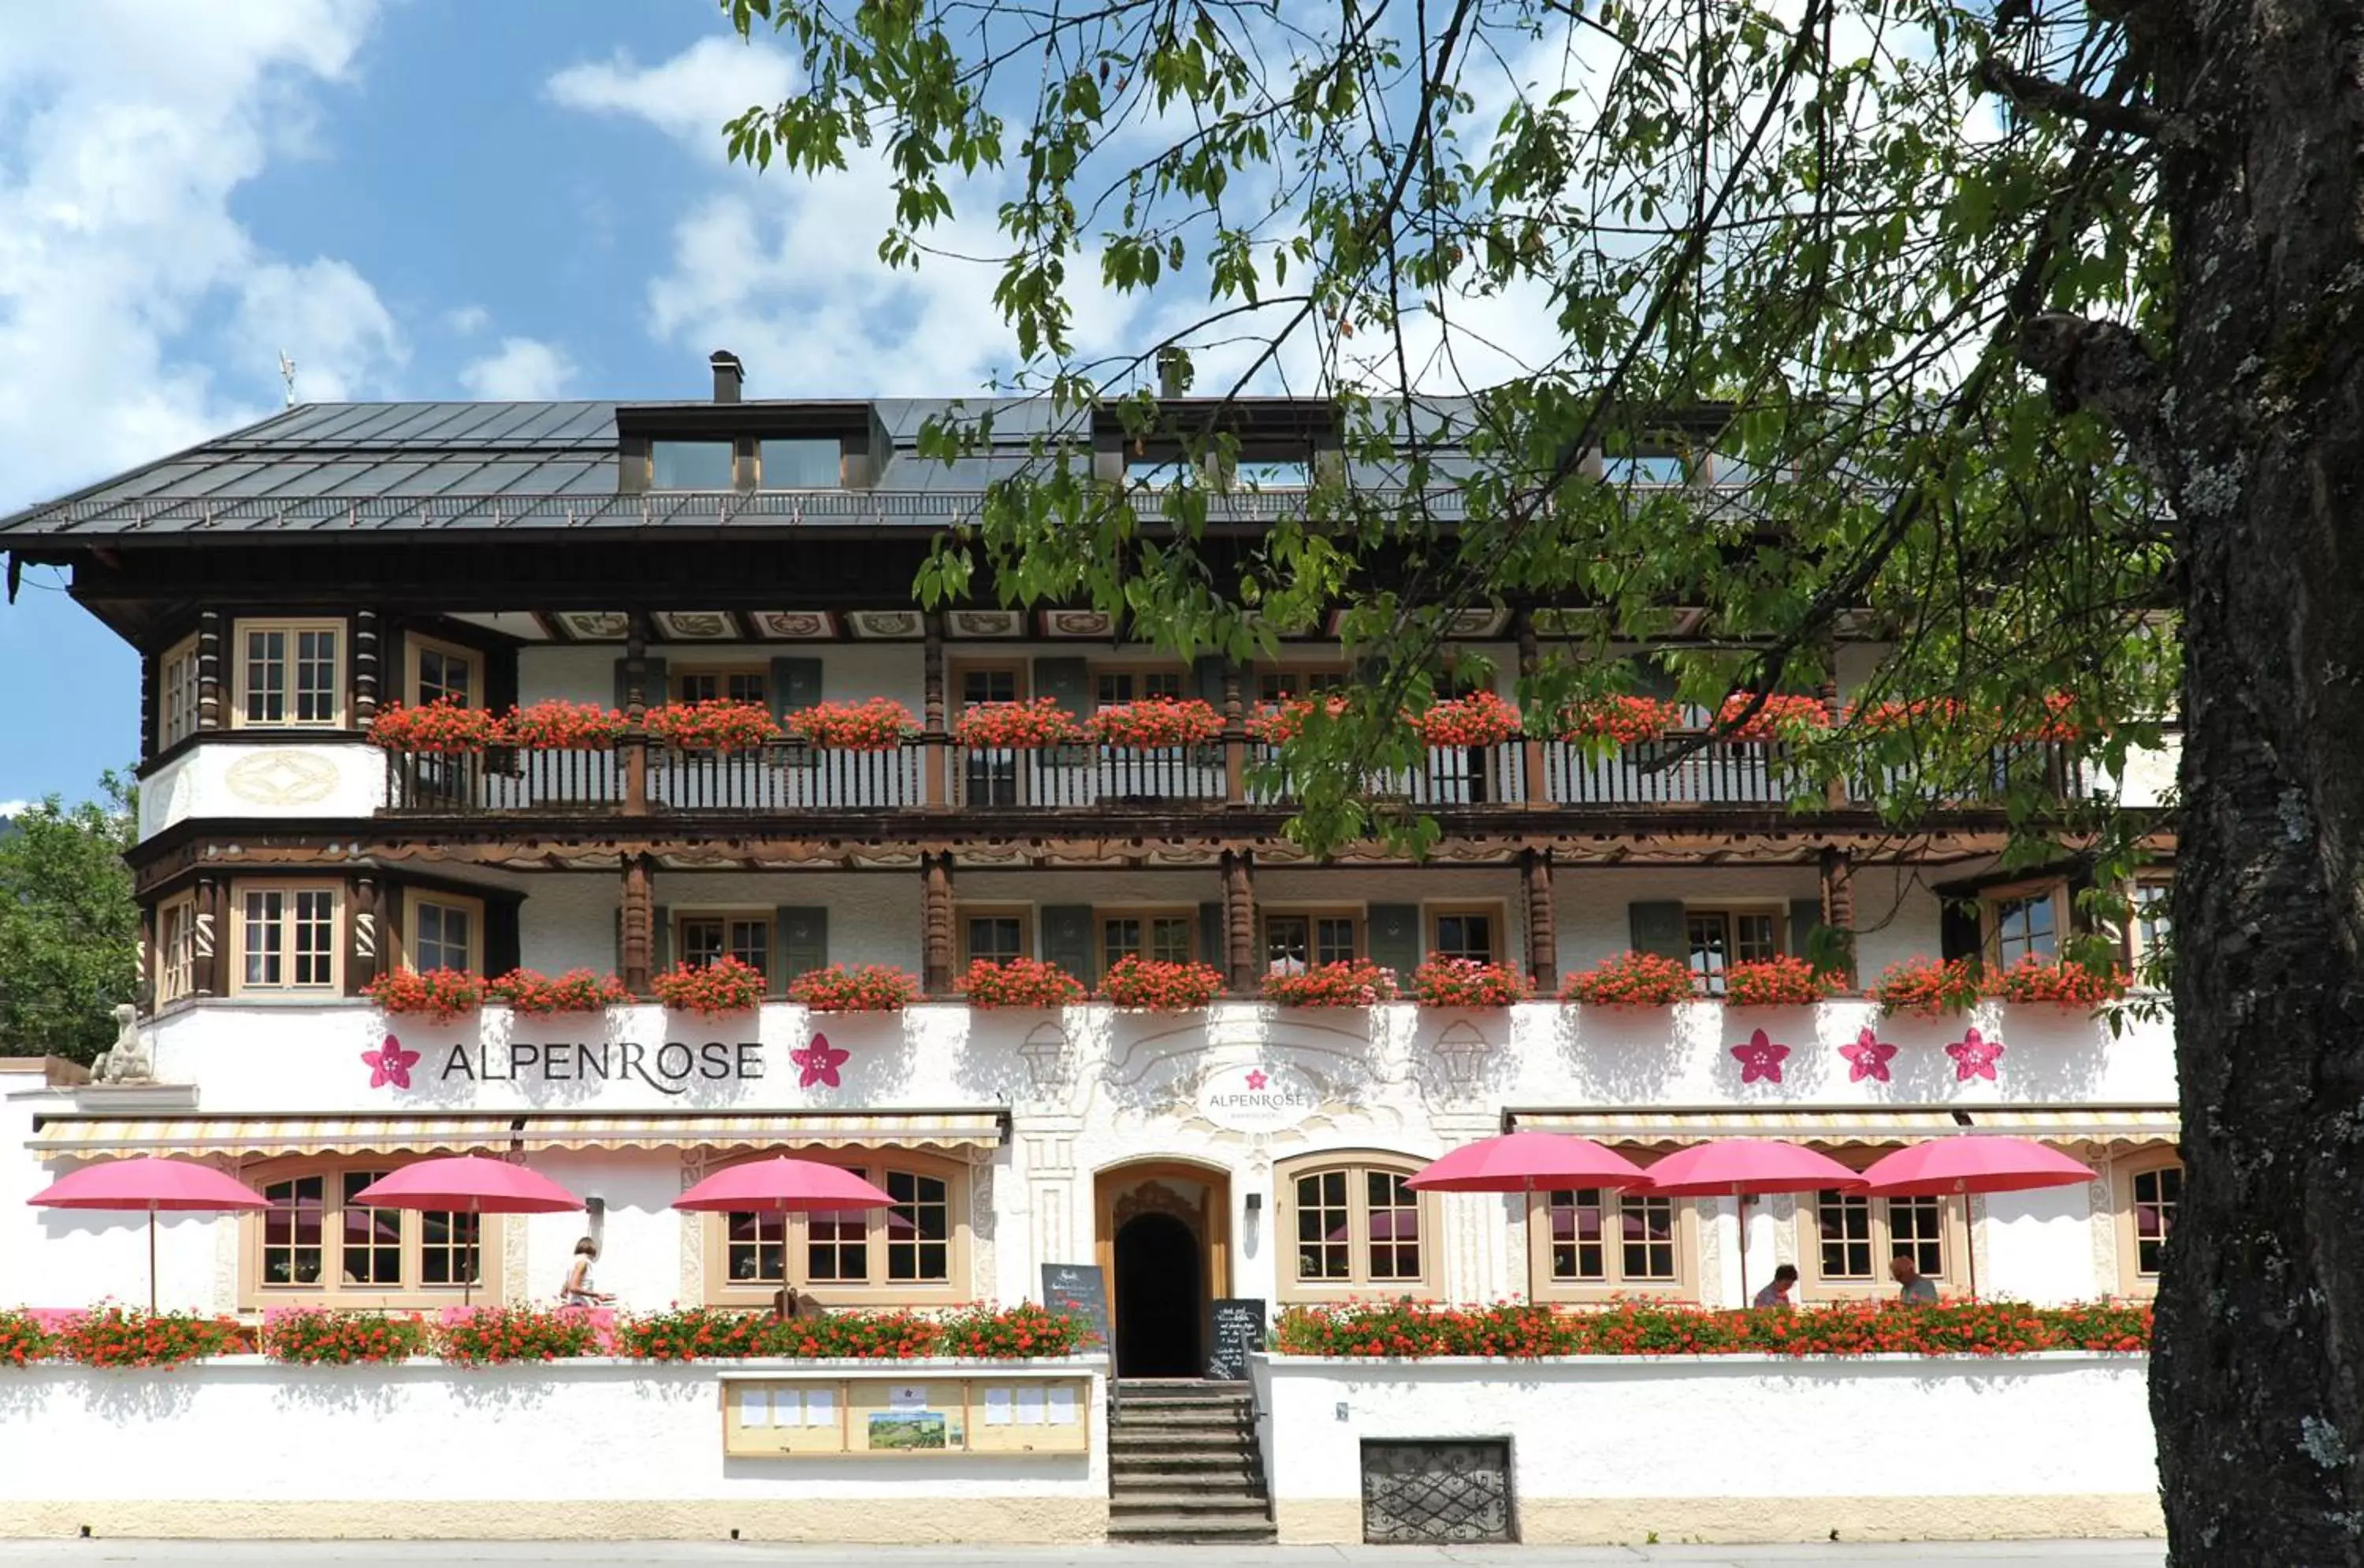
[378,734,2097,819]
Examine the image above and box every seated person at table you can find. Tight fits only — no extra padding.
[1890,1250,1939,1303]
[1752,1263,1799,1308]
[773,1286,828,1321]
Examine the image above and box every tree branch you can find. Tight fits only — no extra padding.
[2017,313,2175,489]
[1976,56,2176,143]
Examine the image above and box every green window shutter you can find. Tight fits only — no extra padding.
[1628,901,1688,960]
[776,905,828,983]
[651,904,671,972]
[1032,657,1091,720]
[1040,904,1095,984]
[485,900,521,977]
[1198,901,1225,970]
[1788,898,1824,960]
[1938,898,1983,965]
[770,657,824,723]
[612,658,669,712]
[1192,655,1227,705]
[1366,903,1420,981]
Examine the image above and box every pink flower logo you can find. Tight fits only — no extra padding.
[362,1035,421,1091]
[791,1033,849,1090]
[1947,1027,2006,1082]
[1839,1027,1899,1084]
[1730,1028,1790,1085]
[1245,1068,1269,1091]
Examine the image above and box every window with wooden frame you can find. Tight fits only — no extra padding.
[958,907,1034,968]
[1092,667,1187,707]
[1427,905,1504,966]
[1098,908,1196,971]
[954,664,1024,709]
[1262,909,1362,972]
[671,667,769,707]
[1983,882,2064,968]
[242,1159,504,1310]
[675,912,773,979]
[406,635,478,709]
[401,890,484,975]
[703,1152,969,1307]
[157,895,197,1005]
[1254,667,1350,703]
[2111,1149,2182,1297]
[1683,906,1784,996]
[158,634,200,752]
[1526,1187,1696,1300]
[1275,1152,1437,1300]
[1799,1173,1967,1300]
[233,619,344,729]
[232,882,342,994]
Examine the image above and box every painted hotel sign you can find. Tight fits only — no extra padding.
[1195,1062,1322,1131]
[366,1035,767,1096]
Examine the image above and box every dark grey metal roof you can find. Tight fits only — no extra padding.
[0,393,1515,543]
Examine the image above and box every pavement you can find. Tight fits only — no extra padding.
[0,1544,2168,1567]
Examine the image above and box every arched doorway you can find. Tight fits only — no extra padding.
[1095,1161,1230,1380]
[1114,1212,1201,1376]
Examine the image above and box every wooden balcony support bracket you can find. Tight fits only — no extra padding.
[922,853,956,994]
[350,875,382,994]
[354,608,381,726]
[1517,612,1548,815]
[1819,843,1858,984]
[622,611,652,818]
[1222,660,1247,804]
[621,853,655,993]
[196,610,224,732]
[923,613,947,808]
[1221,849,1257,993]
[191,875,224,998]
[1522,847,1558,992]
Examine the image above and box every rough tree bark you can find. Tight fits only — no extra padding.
[2038,2,2364,1559]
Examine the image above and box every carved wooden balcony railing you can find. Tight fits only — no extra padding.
[378,734,2096,819]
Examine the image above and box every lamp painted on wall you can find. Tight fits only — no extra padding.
[1017,1022,1074,1095]
[1433,1020,1494,1097]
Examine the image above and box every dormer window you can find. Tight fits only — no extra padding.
[651,440,734,489]
[759,437,842,489]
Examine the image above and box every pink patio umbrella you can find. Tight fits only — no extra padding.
[1860,1136,2096,1299]
[1406,1131,1656,1195]
[28,1157,269,1313]
[673,1157,898,1216]
[351,1156,584,1306]
[1644,1140,1869,1306]
[1407,1133,1654,1302]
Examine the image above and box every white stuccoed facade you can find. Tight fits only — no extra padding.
[4,996,2173,1316]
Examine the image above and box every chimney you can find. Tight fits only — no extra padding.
[710,350,745,403]
[1156,347,1193,398]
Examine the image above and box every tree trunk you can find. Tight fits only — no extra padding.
[2141,2,2364,1557]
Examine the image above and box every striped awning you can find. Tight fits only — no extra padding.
[29,1110,1007,1161]
[1509,1106,2179,1147]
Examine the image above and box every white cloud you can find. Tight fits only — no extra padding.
[0,800,30,818]
[459,336,577,400]
[0,2,398,512]
[444,305,492,336]
[545,36,795,160]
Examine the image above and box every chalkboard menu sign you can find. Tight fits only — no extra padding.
[1206,1297,1267,1382]
[1039,1263,1112,1356]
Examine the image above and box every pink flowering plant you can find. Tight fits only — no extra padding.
[1100,956,1225,1010]
[961,957,1087,1009]
[1411,957,1533,1007]
[787,964,924,1012]
[1721,956,1846,1008]
[261,1310,429,1365]
[1262,959,1399,1006]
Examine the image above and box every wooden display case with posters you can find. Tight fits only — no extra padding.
[717,1371,1091,1458]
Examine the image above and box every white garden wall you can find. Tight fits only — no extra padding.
[1251,1353,2161,1544]
[0,1357,1107,1541]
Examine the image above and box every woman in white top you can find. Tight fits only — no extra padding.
[560,1236,615,1308]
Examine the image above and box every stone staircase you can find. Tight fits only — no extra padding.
[1106,1379,1277,1544]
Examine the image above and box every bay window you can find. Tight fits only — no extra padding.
[233,882,341,994]
[234,619,344,729]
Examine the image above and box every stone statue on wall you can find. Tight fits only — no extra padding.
[91,1005,154,1085]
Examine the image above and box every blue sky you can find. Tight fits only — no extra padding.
[0,0,1075,808]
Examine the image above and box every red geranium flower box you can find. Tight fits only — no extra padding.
[504,699,627,750]
[787,963,924,1013]
[645,700,782,752]
[1868,955,1983,1016]
[486,968,632,1016]
[785,698,919,752]
[1100,956,1225,1010]
[1716,693,1831,741]
[1411,690,1522,748]
[1983,954,2128,1009]
[953,699,1083,749]
[1558,695,1681,746]
[1262,959,1399,1007]
[1560,951,1698,1006]
[1721,956,1845,1008]
[1089,697,1222,748]
[363,967,487,1024]
[1411,957,1533,1007]
[960,957,1086,1009]
[1247,696,1347,743]
[649,956,769,1017]
[369,700,504,753]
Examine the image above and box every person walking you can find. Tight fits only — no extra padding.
[1890,1250,1939,1303]
[560,1235,615,1307]
[1752,1263,1799,1307]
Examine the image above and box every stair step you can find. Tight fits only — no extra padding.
[1112,1454,1261,1473]
[1110,1431,1252,1451]
[1111,1494,1271,1516]
[1108,1516,1279,1543]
